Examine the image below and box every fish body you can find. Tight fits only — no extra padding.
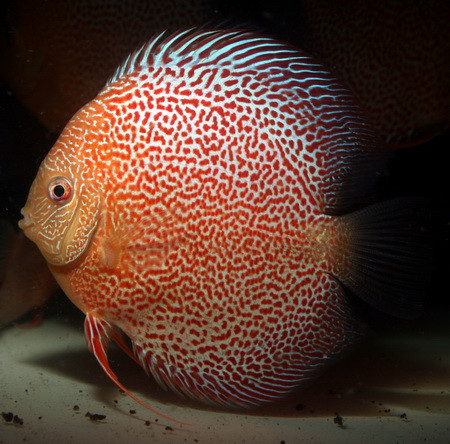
[19,30,427,411]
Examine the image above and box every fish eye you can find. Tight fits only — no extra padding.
[48,177,73,203]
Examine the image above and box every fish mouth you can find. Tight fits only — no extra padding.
[18,208,34,232]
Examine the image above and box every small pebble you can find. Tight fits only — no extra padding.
[85,412,106,421]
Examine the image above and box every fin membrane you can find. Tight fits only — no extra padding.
[339,198,432,319]
[84,312,188,425]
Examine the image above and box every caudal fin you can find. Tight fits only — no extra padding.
[337,198,432,319]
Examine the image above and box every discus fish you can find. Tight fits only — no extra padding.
[19,29,429,420]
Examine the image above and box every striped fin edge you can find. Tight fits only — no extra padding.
[106,28,304,86]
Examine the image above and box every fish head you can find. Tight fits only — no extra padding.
[19,104,104,266]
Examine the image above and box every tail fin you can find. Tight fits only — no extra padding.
[337,198,432,319]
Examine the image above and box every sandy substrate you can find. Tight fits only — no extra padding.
[1,309,449,444]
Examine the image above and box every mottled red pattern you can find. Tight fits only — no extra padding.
[20,30,383,409]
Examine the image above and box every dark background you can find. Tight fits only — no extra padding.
[0,0,448,325]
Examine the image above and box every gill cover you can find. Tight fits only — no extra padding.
[21,171,101,266]
[58,183,101,265]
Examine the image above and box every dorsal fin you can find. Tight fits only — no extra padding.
[106,28,299,86]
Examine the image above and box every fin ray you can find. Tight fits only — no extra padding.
[84,313,189,425]
[337,198,432,319]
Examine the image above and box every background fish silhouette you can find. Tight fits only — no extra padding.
[19,29,430,417]
[0,79,59,327]
[0,220,57,328]
[0,0,215,132]
[276,0,450,147]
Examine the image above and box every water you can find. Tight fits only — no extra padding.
[0,1,449,442]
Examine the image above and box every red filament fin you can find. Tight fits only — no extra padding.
[84,312,189,425]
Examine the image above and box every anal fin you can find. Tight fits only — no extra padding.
[84,312,188,425]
